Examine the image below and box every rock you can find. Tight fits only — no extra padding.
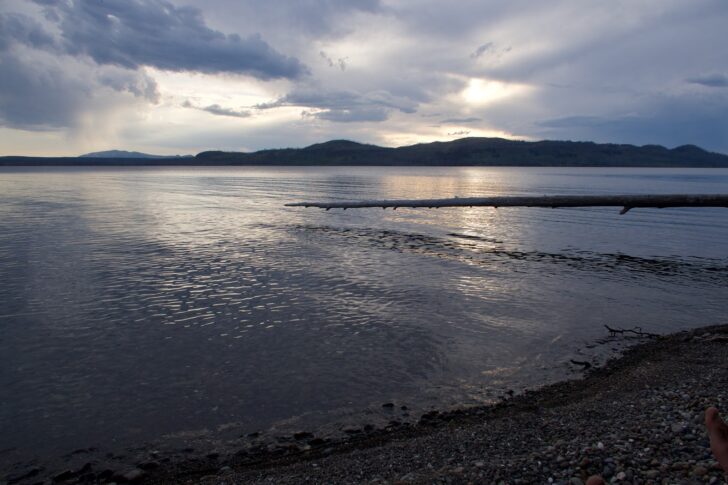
[122,468,146,482]
[474,461,485,468]
[615,471,626,480]
[293,431,314,440]
[382,403,395,409]
[6,467,42,483]
[419,411,440,424]
[692,465,708,476]
[137,460,159,470]
[96,469,114,480]
[53,469,76,481]
[569,478,584,485]
[643,470,659,479]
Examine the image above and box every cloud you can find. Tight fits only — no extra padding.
[34,0,307,79]
[184,0,383,43]
[687,74,728,88]
[319,51,347,71]
[182,100,251,118]
[0,47,158,130]
[302,107,388,123]
[440,117,482,124]
[470,42,494,59]
[535,92,728,153]
[4,0,728,156]
[0,12,57,51]
[256,86,418,122]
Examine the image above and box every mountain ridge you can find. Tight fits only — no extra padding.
[194,137,728,167]
[2,137,727,167]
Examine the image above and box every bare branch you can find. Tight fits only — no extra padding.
[604,324,659,338]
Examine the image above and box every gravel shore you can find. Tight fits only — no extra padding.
[145,324,728,484]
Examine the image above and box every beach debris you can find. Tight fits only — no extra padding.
[604,324,659,338]
[570,359,592,369]
[286,194,728,214]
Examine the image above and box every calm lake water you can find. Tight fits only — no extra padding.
[1,166,727,469]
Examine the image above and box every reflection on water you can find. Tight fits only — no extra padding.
[0,166,727,469]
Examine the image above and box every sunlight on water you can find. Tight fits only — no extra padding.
[0,166,727,467]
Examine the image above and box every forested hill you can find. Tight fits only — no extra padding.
[195,138,728,167]
[3,137,728,166]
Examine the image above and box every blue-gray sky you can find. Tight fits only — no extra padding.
[1,0,727,155]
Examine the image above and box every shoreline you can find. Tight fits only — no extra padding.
[5,324,728,484]
[144,323,728,484]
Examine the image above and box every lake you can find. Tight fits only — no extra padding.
[1,166,727,470]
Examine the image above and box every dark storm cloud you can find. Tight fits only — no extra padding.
[0,51,87,130]
[687,74,728,88]
[33,0,307,79]
[0,48,157,130]
[182,100,251,118]
[0,11,159,131]
[256,87,418,122]
[0,13,57,51]
[190,0,383,40]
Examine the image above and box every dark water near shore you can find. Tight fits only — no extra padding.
[1,166,727,470]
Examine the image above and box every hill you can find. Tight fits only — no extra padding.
[196,138,728,167]
[80,150,192,159]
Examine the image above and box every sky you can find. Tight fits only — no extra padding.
[0,0,727,156]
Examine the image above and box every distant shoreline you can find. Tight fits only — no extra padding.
[3,160,728,168]
[3,137,728,167]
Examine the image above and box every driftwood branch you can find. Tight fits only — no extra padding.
[285,194,728,214]
[570,359,592,369]
[604,324,659,338]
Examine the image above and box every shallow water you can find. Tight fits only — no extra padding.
[1,166,727,468]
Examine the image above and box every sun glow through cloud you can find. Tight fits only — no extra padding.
[461,79,530,106]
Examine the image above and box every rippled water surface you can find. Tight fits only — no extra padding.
[1,166,727,467]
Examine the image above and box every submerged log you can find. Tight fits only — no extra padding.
[285,194,728,214]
